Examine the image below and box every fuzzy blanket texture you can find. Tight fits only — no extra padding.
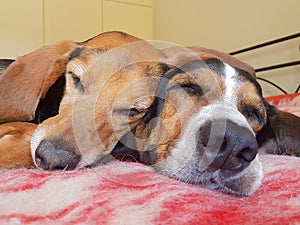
[0,93,300,225]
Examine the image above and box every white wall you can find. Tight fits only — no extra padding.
[154,0,300,96]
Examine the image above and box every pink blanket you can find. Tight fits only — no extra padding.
[1,93,300,225]
[0,155,299,225]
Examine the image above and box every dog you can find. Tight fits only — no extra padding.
[112,46,300,196]
[0,31,156,168]
[1,32,300,196]
[30,40,167,170]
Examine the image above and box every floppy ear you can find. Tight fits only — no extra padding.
[0,122,37,169]
[0,41,77,123]
[257,101,300,157]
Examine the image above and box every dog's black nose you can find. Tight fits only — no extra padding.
[35,140,80,170]
[198,120,258,172]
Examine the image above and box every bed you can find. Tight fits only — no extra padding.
[0,35,300,225]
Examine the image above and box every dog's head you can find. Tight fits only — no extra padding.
[0,31,145,124]
[30,36,168,170]
[118,47,266,196]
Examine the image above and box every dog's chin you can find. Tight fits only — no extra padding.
[154,155,264,197]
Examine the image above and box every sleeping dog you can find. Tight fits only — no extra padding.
[30,41,300,196]
[1,32,300,196]
[0,31,151,168]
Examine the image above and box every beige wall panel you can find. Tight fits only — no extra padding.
[111,0,153,7]
[0,0,43,58]
[44,0,102,44]
[103,0,153,40]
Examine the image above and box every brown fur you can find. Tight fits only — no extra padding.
[257,106,300,157]
[0,31,146,169]
[0,41,77,123]
[0,122,37,168]
[30,41,166,169]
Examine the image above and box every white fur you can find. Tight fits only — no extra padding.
[223,63,238,106]
[154,63,263,196]
[155,103,254,176]
[30,126,47,168]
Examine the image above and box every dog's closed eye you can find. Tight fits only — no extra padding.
[169,82,205,97]
[118,108,146,117]
[242,105,266,132]
[68,71,84,93]
[178,83,204,96]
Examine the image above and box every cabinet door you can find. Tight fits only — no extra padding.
[44,0,102,44]
[0,0,43,58]
[103,0,153,40]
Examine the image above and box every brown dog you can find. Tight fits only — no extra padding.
[0,31,156,169]
[30,40,167,169]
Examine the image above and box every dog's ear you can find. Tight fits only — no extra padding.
[0,122,37,169]
[257,101,300,157]
[0,41,77,123]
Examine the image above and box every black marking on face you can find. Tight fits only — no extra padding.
[142,60,207,129]
[68,47,85,61]
[203,58,226,77]
[235,68,262,96]
[204,58,263,98]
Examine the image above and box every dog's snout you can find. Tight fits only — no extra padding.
[198,120,258,172]
[35,140,80,170]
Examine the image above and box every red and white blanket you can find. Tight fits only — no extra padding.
[0,93,300,225]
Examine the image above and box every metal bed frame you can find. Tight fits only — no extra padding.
[229,32,300,94]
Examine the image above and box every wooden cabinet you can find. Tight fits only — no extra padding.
[0,0,44,58]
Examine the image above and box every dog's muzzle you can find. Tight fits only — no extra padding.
[197,120,258,172]
[35,140,81,170]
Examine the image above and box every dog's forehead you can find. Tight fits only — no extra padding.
[201,58,257,85]
[187,58,260,101]
[66,47,105,76]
